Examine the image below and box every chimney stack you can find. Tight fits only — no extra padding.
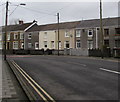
[19,20,24,24]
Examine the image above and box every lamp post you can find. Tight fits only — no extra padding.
[100,0,104,59]
[4,1,26,60]
[57,13,60,56]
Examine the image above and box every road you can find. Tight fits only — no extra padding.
[8,55,119,101]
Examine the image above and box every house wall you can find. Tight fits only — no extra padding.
[75,25,120,51]
[24,31,39,50]
[55,29,75,50]
[39,30,56,50]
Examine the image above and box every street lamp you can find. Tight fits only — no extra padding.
[100,0,104,59]
[4,1,26,60]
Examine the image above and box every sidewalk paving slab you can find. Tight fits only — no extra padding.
[0,56,29,102]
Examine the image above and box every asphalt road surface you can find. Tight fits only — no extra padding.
[8,55,119,101]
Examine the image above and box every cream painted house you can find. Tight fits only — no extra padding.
[39,30,57,50]
[39,21,80,50]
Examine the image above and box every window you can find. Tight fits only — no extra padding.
[87,40,93,49]
[104,29,109,37]
[51,41,54,49]
[76,30,81,37]
[115,28,120,34]
[104,40,109,47]
[115,40,120,47]
[7,33,10,40]
[0,42,2,49]
[88,29,93,37]
[0,34,2,40]
[35,42,39,49]
[20,32,24,39]
[76,40,81,48]
[44,41,47,48]
[65,30,69,37]
[59,41,61,49]
[13,41,18,49]
[64,41,69,48]
[28,33,32,39]
[21,42,24,49]
[14,33,18,39]
[44,32,47,39]
[28,43,32,48]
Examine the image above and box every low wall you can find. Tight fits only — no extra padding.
[70,48,88,56]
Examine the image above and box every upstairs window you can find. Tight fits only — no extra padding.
[115,28,120,34]
[20,32,24,39]
[88,29,93,37]
[44,32,47,39]
[65,30,69,37]
[28,33,32,39]
[14,33,18,39]
[0,34,2,40]
[104,29,109,37]
[76,30,81,37]
[7,33,10,40]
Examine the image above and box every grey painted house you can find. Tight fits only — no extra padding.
[75,17,120,50]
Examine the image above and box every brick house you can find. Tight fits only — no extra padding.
[1,20,37,50]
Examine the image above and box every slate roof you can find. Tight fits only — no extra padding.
[2,22,34,32]
[76,17,119,28]
[26,21,81,32]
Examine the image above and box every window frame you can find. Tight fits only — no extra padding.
[88,29,93,37]
[13,41,18,49]
[76,30,81,37]
[76,40,81,48]
[65,30,69,37]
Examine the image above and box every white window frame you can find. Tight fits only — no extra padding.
[13,41,18,49]
[0,42,2,49]
[76,40,81,48]
[44,32,47,39]
[59,41,61,49]
[35,42,39,49]
[87,40,93,49]
[64,41,69,49]
[20,32,24,39]
[28,33,32,39]
[14,33,18,39]
[7,33,10,40]
[44,41,47,48]
[21,42,24,49]
[76,30,81,37]
[88,29,93,37]
[0,34,2,40]
[51,41,54,49]
[28,43,32,48]
[65,30,69,37]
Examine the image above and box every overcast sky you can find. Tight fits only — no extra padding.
[0,0,119,26]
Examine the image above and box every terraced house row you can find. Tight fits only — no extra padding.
[0,17,120,56]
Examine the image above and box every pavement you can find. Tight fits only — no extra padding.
[0,55,29,102]
[8,55,119,101]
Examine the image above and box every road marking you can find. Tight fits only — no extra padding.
[100,68,120,75]
[11,60,56,102]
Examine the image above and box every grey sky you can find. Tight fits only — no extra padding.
[0,1,118,26]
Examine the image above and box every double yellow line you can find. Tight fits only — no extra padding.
[11,60,56,102]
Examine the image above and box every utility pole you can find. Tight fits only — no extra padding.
[100,0,104,59]
[4,1,9,60]
[57,13,60,56]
